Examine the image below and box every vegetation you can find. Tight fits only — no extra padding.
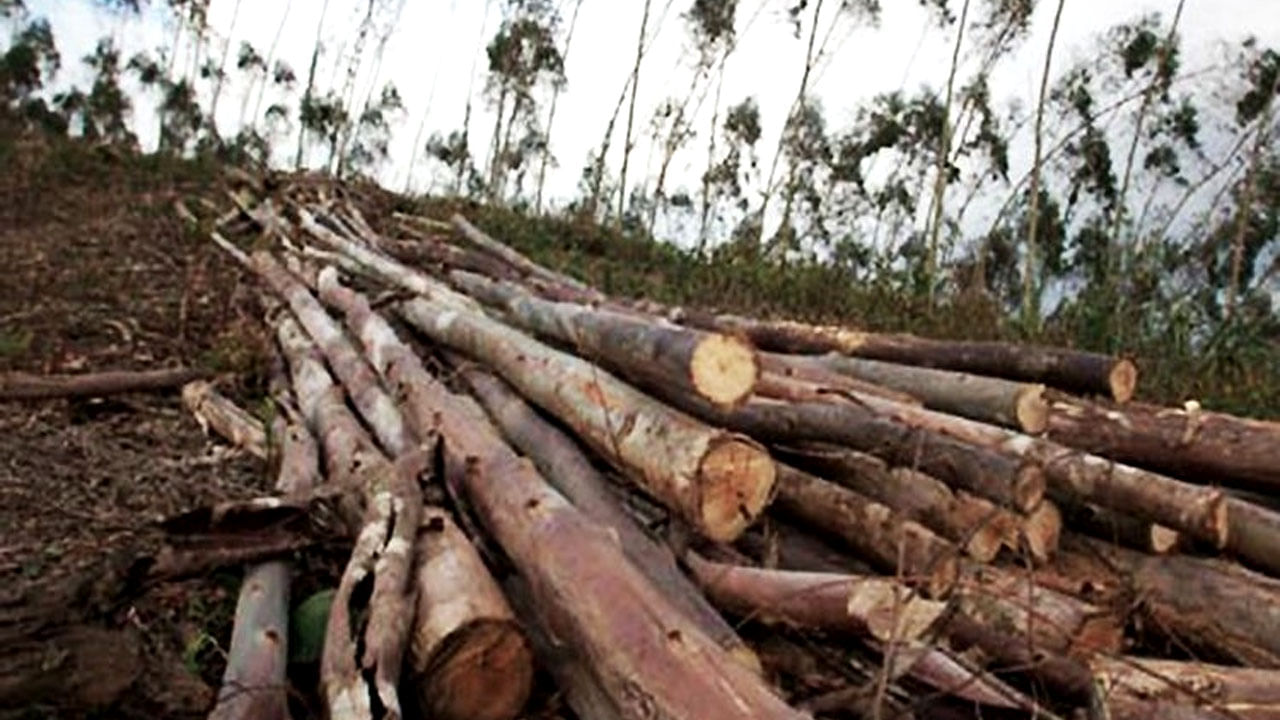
[1,0,1277,417]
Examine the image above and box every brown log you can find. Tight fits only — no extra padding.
[683,553,947,642]
[774,443,1022,563]
[1045,394,1280,495]
[456,364,758,669]
[450,213,602,299]
[795,353,1050,433]
[0,367,209,401]
[756,353,922,405]
[407,508,533,720]
[674,311,1137,401]
[451,269,759,406]
[318,272,807,720]
[379,235,525,284]
[1062,502,1182,554]
[773,463,961,598]
[1225,498,1280,578]
[182,380,269,460]
[735,519,876,575]
[1091,656,1280,720]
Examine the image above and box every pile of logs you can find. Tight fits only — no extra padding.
[186,184,1280,720]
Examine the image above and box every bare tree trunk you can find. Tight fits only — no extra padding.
[295,0,331,169]
[923,0,970,305]
[535,0,585,212]
[616,0,653,225]
[248,0,291,129]
[207,0,244,139]
[1225,84,1274,319]
[697,48,728,252]
[1021,0,1066,329]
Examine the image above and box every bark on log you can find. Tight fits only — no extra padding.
[837,390,1231,550]
[380,235,525,284]
[796,353,1050,433]
[1062,502,1181,554]
[1091,656,1280,720]
[407,508,533,720]
[457,364,758,668]
[0,367,208,401]
[451,269,759,406]
[756,353,922,405]
[317,274,808,720]
[1225,498,1280,578]
[684,553,947,643]
[182,380,269,460]
[735,519,876,575]
[450,213,601,299]
[392,293,774,543]
[773,463,961,598]
[673,311,1137,401]
[774,443,1023,563]
[1045,394,1280,495]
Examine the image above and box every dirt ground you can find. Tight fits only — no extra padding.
[0,134,278,718]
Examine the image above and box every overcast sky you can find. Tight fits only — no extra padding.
[24,0,1280,239]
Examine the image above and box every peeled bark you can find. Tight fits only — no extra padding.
[317,272,807,720]
[457,364,757,669]
[1045,394,1280,495]
[451,270,759,406]
[684,553,947,643]
[183,380,269,460]
[797,353,1050,433]
[1091,656,1280,720]
[674,311,1137,401]
[1,367,208,401]
[407,508,533,720]
[773,463,961,598]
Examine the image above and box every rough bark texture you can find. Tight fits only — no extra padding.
[756,353,922,406]
[673,311,1137,401]
[1091,656,1280,720]
[318,273,808,720]
[182,380,269,460]
[684,553,947,642]
[800,353,1050,433]
[1045,394,1280,495]
[451,270,759,406]
[1225,498,1280,577]
[1062,502,1181,554]
[0,367,209,401]
[407,508,533,720]
[394,293,775,543]
[457,364,757,669]
[772,463,961,598]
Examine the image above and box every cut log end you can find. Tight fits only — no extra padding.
[1109,359,1138,404]
[690,333,759,406]
[1016,385,1050,434]
[698,439,777,542]
[963,514,1010,564]
[1021,501,1062,564]
[1150,524,1182,554]
[1014,464,1047,513]
[417,619,534,720]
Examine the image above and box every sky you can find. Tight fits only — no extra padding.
[20,0,1280,248]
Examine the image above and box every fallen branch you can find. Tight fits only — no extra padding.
[182,380,269,460]
[1,367,208,401]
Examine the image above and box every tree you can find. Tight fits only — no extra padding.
[295,0,332,169]
[58,37,134,146]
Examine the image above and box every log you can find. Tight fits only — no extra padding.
[772,463,961,598]
[683,553,947,643]
[1091,656,1280,720]
[392,291,775,543]
[774,443,1023,563]
[1225,498,1280,578]
[0,367,208,401]
[450,213,601,299]
[794,353,1050,433]
[451,269,759,406]
[407,508,533,720]
[182,380,269,460]
[735,519,876,575]
[1045,394,1280,495]
[1062,502,1181,554]
[756,353,922,405]
[674,311,1137,401]
[456,364,758,669]
[317,272,807,720]
[379,235,525,284]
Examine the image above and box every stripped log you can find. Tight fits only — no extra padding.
[457,364,758,669]
[673,311,1137,401]
[773,463,961,598]
[774,443,1023,563]
[1091,656,1280,720]
[0,367,208,401]
[1045,394,1280,495]
[684,553,947,642]
[451,270,759,406]
[182,380,269,460]
[794,353,1050,433]
[317,273,807,720]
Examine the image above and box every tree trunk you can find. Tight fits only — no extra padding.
[316,274,807,720]
[182,380,268,460]
[295,0,331,169]
[1,367,208,401]
[451,270,759,406]
[676,311,1137,401]
[457,364,758,670]
[616,0,652,225]
[1091,656,1280,720]
[407,507,533,720]
[684,553,947,643]
[772,463,961,598]
[799,353,1050,433]
[1044,394,1280,495]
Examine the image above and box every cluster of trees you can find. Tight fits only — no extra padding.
[1,0,1277,363]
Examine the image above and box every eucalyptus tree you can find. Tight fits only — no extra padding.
[57,38,135,146]
[698,95,760,252]
[296,0,332,168]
